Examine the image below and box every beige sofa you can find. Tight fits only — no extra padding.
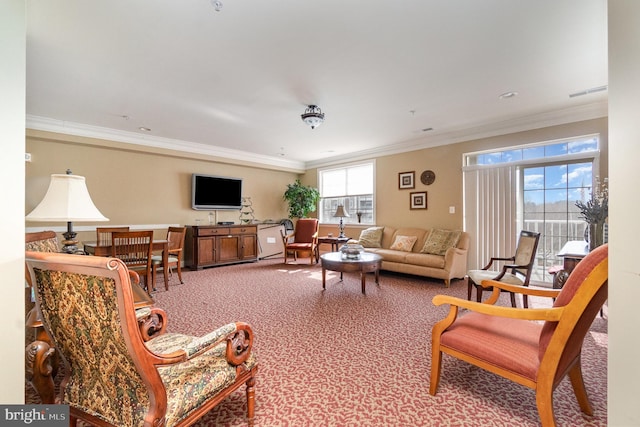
[350,226,469,287]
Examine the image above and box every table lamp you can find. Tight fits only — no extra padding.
[333,205,349,238]
[26,170,109,253]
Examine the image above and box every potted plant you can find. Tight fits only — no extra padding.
[575,177,608,251]
[283,179,320,218]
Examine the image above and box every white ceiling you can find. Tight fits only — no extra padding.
[25,0,608,171]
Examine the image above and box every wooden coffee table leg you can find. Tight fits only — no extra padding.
[361,271,366,294]
[375,268,380,284]
[322,267,326,290]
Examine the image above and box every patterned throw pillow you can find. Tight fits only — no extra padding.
[389,235,418,252]
[421,229,462,255]
[358,227,384,248]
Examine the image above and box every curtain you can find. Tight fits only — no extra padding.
[463,164,519,269]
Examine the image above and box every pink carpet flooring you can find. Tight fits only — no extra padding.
[146,258,608,426]
[25,257,607,426]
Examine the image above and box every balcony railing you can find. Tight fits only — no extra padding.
[524,219,589,283]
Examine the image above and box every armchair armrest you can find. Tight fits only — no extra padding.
[480,279,561,299]
[158,322,254,366]
[432,294,563,321]
[482,255,515,270]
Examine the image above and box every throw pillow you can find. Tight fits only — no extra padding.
[421,229,462,255]
[358,227,384,248]
[389,235,418,252]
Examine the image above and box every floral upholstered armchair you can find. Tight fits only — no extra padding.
[26,251,258,426]
[25,231,168,404]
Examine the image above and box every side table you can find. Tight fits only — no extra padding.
[318,235,350,251]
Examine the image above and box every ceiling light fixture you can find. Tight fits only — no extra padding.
[211,0,223,11]
[301,105,325,129]
[569,85,608,98]
[499,91,519,99]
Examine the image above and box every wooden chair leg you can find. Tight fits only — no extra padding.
[466,276,472,300]
[510,292,517,307]
[176,262,183,284]
[536,382,557,427]
[567,359,593,416]
[429,348,443,395]
[246,375,256,426]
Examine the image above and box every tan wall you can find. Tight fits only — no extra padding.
[306,117,608,238]
[26,130,299,244]
[26,118,607,245]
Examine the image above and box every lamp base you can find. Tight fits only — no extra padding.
[61,232,79,254]
[62,223,81,254]
[338,220,346,238]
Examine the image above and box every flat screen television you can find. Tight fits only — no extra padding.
[191,173,243,210]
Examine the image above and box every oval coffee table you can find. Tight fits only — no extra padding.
[320,252,383,294]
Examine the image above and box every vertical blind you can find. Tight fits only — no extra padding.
[463,164,520,269]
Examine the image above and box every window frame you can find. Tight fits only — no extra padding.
[317,160,376,226]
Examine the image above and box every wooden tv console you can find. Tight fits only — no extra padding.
[185,224,258,270]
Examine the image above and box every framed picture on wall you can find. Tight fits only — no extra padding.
[399,171,415,189]
[410,192,427,209]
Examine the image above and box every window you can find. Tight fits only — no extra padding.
[318,161,374,225]
[464,135,600,283]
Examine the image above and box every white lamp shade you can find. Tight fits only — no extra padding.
[333,205,349,218]
[26,174,109,222]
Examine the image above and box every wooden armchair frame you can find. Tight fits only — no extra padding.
[25,251,258,426]
[281,218,319,264]
[431,244,608,427]
[25,231,167,405]
[467,230,540,307]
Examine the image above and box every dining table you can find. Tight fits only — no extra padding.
[83,239,169,291]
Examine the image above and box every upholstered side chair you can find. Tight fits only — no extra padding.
[26,251,258,427]
[281,218,319,264]
[467,230,540,308]
[430,244,608,427]
[151,226,186,291]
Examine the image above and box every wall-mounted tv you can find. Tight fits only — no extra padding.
[191,173,243,210]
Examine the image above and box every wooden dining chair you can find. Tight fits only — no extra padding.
[96,226,130,246]
[111,230,153,293]
[152,226,186,291]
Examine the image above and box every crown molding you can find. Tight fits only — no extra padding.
[305,101,608,169]
[27,100,607,172]
[26,115,307,173]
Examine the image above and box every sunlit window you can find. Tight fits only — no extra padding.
[318,162,375,225]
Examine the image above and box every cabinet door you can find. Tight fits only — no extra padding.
[217,235,240,263]
[197,238,215,265]
[240,234,257,259]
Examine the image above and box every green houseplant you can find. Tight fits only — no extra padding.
[283,179,320,218]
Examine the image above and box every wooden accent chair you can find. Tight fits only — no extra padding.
[281,218,319,264]
[151,226,186,291]
[430,244,608,427]
[24,231,167,404]
[112,230,153,293]
[25,251,258,427]
[96,226,130,246]
[467,230,540,308]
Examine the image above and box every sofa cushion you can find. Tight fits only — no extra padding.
[405,252,446,269]
[358,227,384,248]
[389,235,418,252]
[421,229,461,255]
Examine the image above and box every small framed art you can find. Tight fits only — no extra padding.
[399,171,415,189]
[410,191,427,209]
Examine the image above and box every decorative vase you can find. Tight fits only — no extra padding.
[588,221,605,252]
